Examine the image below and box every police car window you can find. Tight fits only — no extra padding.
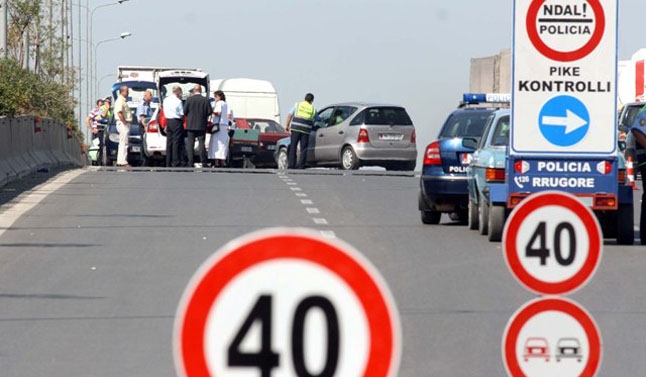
[439,111,493,138]
[477,114,496,149]
[491,116,510,146]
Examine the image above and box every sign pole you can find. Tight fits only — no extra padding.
[1,0,7,59]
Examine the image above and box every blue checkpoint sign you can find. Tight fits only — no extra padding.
[538,95,590,148]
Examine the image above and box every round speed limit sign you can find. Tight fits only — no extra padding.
[173,228,401,377]
[503,191,603,295]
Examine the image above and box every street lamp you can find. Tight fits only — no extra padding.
[94,32,132,97]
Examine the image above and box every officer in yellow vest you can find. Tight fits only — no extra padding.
[285,93,317,169]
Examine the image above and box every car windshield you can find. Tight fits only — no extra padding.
[439,110,494,138]
[621,104,646,128]
[364,107,413,126]
[491,115,510,146]
[245,119,286,133]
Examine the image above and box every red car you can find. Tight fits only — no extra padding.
[235,118,289,168]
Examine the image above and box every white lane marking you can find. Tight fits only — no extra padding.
[320,231,336,239]
[313,218,328,225]
[0,169,85,240]
[287,182,298,186]
[290,187,302,191]
[306,208,320,214]
[301,199,313,205]
[295,193,308,197]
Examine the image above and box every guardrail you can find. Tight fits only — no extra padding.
[0,116,87,187]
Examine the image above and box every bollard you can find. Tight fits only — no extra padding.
[627,155,640,191]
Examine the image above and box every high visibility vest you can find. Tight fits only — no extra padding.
[290,101,316,134]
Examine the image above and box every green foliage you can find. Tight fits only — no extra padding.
[0,58,76,128]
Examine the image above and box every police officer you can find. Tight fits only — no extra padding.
[630,106,646,244]
[285,93,317,169]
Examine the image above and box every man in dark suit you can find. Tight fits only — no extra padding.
[183,84,213,167]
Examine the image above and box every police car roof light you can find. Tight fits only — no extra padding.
[462,93,511,104]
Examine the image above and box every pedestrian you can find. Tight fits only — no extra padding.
[163,86,185,167]
[137,89,153,129]
[183,84,212,167]
[209,90,231,167]
[99,96,112,121]
[630,107,646,244]
[285,93,317,169]
[86,99,105,165]
[113,85,132,167]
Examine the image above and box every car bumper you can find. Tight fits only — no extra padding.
[420,175,469,212]
[144,133,166,156]
[354,145,417,161]
[253,150,278,167]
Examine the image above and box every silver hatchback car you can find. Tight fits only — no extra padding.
[276,102,417,170]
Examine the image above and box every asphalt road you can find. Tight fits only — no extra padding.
[0,168,645,377]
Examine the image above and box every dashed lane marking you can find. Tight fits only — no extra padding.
[295,193,308,197]
[306,208,320,214]
[320,230,337,239]
[312,218,329,225]
[301,199,313,205]
[290,187,302,191]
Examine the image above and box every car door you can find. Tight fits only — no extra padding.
[307,107,334,164]
[317,106,357,162]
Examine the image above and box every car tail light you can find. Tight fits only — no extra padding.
[618,169,627,184]
[595,196,616,208]
[147,120,159,133]
[423,141,441,166]
[411,129,416,144]
[486,168,505,182]
[357,129,370,143]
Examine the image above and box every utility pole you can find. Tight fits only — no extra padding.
[22,29,29,70]
[1,0,7,59]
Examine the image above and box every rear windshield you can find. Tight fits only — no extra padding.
[439,110,494,138]
[362,107,413,126]
[491,115,510,146]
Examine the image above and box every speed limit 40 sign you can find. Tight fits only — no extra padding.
[173,229,402,377]
[503,191,603,295]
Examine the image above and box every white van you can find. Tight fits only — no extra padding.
[210,78,280,123]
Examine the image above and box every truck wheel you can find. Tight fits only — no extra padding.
[478,196,489,236]
[468,197,479,230]
[617,203,635,245]
[421,210,441,225]
[488,204,506,242]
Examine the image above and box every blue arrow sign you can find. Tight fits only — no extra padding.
[538,95,590,147]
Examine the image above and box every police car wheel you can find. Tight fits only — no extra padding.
[468,198,479,230]
[421,210,441,225]
[478,197,489,235]
[487,204,505,242]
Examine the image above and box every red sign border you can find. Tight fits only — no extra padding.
[526,0,606,62]
[503,191,602,295]
[173,228,402,377]
[503,297,602,377]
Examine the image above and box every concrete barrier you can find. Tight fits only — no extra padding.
[0,115,86,187]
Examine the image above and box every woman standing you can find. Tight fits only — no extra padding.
[209,91,231,167]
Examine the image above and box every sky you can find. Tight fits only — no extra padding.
[86,0,646,163]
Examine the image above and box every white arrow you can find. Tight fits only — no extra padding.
[541,109,588,134]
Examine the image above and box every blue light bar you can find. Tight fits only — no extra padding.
[463,93,511,104]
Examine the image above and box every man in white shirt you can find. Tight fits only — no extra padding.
[114,86,132,167]
[163,86,185,167]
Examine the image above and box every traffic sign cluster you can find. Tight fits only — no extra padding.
[502,191,603,377]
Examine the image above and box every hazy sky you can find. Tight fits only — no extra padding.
[88,0,646,158]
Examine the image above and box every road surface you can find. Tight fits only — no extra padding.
[0,167,644,376]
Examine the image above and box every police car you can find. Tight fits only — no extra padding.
[418,93,510,224]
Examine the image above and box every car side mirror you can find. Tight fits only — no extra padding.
[462,137,478,150]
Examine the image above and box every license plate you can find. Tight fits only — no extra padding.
[130,146,141,153]
[266,145,276,151]
[241,146,253,152]
[379,133,404,141]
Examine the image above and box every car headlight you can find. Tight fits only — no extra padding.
[109,133,120,143]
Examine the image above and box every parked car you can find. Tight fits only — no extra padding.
[465,109,510,241]
[274,102,417,170]
[418,93,509,225]
[235,118,289,168]
[143,69,210,166]
[104,106,144,166]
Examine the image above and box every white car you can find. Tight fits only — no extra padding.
[142,69,211,166]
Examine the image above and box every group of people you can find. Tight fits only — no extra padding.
[86,84,234,168]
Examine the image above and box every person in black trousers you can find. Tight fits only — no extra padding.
[183,84,213,167]
[163,86,185,167]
